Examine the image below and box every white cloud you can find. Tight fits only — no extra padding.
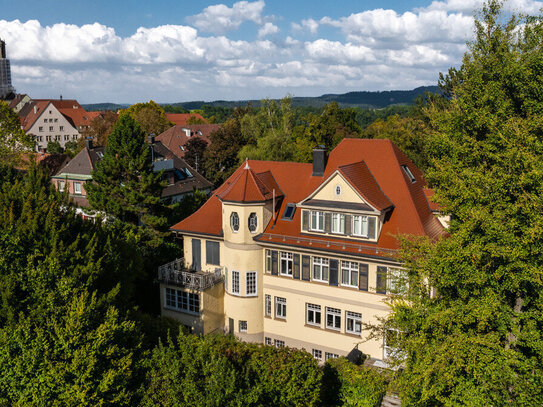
[301,18,319,34]
[258,22,279,38]
[189,0,266,34]
[423,0,543,13]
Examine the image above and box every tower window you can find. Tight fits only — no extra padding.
[230,212,239,232]
[248,213,257,232]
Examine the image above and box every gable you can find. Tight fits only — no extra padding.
[307,172,373,209]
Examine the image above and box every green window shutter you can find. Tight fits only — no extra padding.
[293,254,300,279]
[376,266,387,294]
[302,210,309,231]
[329,259,338,286]
[324,212,331,233]
[302,255,311,281]
[368,217,377,239]
[271,250,278,276]
[359,263,369,291]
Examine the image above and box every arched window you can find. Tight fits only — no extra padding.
[248,212,258,232]
[230,212,239,232]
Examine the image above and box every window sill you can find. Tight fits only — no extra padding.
[324,327,342,334]
[304,323,322,330]
[345,331,362,338]
[274,317,287,322]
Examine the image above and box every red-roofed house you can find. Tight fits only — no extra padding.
[158,139,446,363]
[19,98,93,151]
[165,113,207,126]
[156,124,220,159]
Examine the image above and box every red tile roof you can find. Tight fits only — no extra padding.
[155,124,220,158]
[172,139,445,254]
[337,161,393,211]
[19,100,50,131]
[165,113,207,126]
[217,162,282,203]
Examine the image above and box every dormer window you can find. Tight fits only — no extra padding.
[331,213,345,234]
[401,165,416,183]
[352,215,369,237]
[248,213,257,233]
[230,212,239,232]
[310,211,324,232]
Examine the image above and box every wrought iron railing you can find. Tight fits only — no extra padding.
[157,258,223,291]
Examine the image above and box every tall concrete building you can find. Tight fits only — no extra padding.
[0,39,16,100]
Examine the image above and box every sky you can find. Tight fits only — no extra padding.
[1,0,542,104]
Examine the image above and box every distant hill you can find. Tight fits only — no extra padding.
[82,86,439,111]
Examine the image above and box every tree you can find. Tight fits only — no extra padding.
[64,140,80,157]
[125,101,173,137]
[46,140,63,154]
[183,137,208,173]
[80,110,118,147]
[0,101,33,165]
[203,113,248,186]
[384,2,543,404]
[86,113,166,229]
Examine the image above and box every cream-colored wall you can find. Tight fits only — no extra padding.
[202,283,224,334]
[262,274,390,359]
[222,202,271,245]
[312,173,368,205]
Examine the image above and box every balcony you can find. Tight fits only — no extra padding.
[157,258,224,291]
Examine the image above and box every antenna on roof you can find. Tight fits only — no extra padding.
[244,158,250,170]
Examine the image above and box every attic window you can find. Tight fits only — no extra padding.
[282,203,296,221]
[401,165,416,183]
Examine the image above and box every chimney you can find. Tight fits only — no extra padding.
[312,145,327,176]
[85,138,93,150]
[33,105,37,114]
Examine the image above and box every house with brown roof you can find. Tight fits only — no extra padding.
[165,113,207,127]
[18,99,93,152]
[158,139,446,363]
[156,124,220,160]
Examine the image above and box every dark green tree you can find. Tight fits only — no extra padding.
[86,113,166,229]
[46,140,63,154]
[384,2,543,404]
[183,136,208,172]
[0,101,34,165]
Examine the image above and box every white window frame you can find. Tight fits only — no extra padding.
[246,271,257,296]
[265,337,272,346]
[352,215,369,237]
[346,311,362,335]
[74,182,82,195]
[280,252,293,276]
[326,307,341,331]
[312,349,322,361]
[312,257,329,282]
[331,213,345,234]
[265,294,271,317]
[310,210,324,232]
[275,296,286,319]
[306,303,321,327]
[274,339,285,348]
[58,180,65,192]
[341,261,359,288]
[325,352,339,361]
[231,270,240,295]
[239,320,247,332]
[164,287,200,315]
[265,250,272,273]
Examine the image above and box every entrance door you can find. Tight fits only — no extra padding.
[192,239,201,271]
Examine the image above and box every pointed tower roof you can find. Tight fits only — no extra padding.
[217,161,282,203]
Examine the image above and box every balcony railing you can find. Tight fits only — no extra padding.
[157,258,223,291]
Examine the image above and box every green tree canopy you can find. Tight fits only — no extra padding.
[385,2,543,404]
[125,100,173,137]
[0,101,34,165]
[86,113,166,229]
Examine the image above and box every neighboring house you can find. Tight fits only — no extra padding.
[52,139,105,217]
[156,124,220,160]
[158,139,445,363]
[7,94,31,113]
[165,113,207,127]
[18,99,92,151]
[52,138,212,215]
[151,138,214,202]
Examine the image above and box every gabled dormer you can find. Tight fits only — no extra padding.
[298,161,393,243]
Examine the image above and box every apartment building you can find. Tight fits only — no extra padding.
[158,139,445,362]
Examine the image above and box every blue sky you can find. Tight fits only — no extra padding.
[1,0,541,103]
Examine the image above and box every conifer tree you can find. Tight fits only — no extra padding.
[86,113,166,229]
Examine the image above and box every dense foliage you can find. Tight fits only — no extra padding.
[385,1,543,405]
[0,100,34,165]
